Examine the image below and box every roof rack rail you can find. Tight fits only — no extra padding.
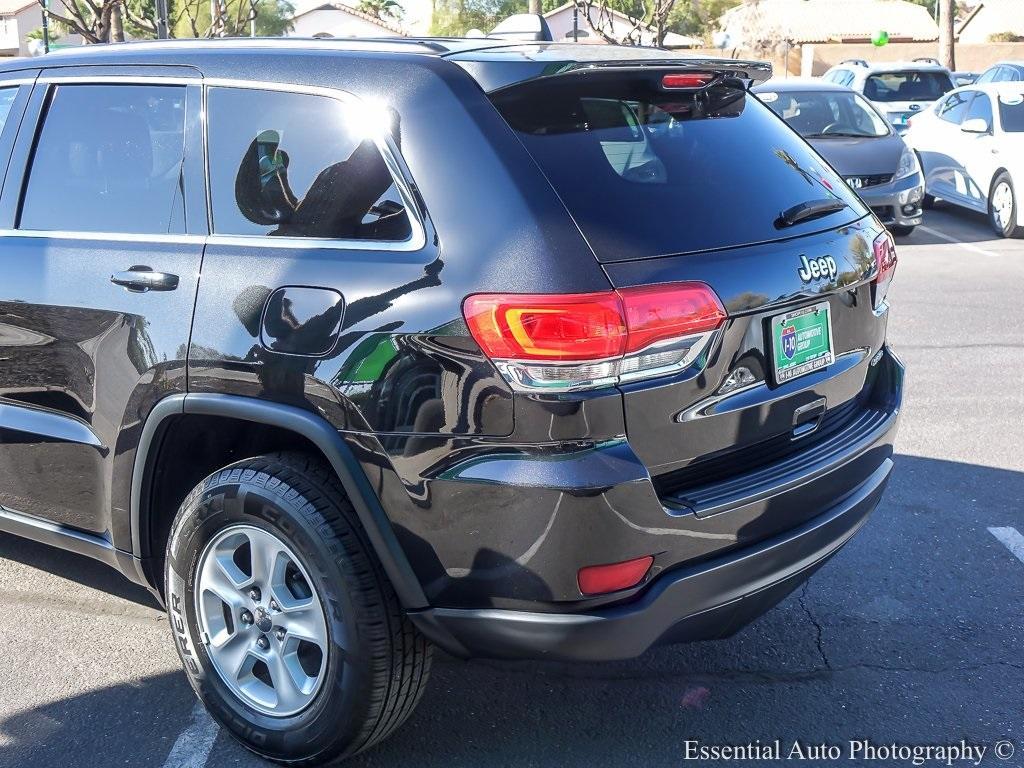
[839,58,869,67]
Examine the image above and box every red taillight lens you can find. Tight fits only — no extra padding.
[463,283,725,391]
[619,283,726,353]
[462,292,626,361]
[872,231,898,310]
[661,73,714,89]
[578,555,654,596]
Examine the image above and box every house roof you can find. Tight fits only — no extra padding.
[720,0,940,44]
[292,2,407,36]
[543,1,703,46]
[957,0,1024,43]
[0,0,38,16]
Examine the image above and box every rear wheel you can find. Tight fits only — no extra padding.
[989,172,1023,238]
[165,452,432,765]
[921,193,936,210]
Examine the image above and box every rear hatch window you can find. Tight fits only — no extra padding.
[489,73,867,261]
[864,70,953,102]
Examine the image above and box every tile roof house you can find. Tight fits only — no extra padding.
[288,2,407,38]
[956,0,1024,44]
[719,0,940,47]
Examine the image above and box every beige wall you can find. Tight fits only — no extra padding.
[681,46,804,79]
[680,41,1024,79]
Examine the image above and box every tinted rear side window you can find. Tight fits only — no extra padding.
[206,87,412,242]
[20,84,187,234]
[998,93,1024,132]
[491,78,865,260]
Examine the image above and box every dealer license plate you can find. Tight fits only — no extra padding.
[771,302,835,384]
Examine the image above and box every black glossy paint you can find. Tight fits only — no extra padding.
[0,41,902,660]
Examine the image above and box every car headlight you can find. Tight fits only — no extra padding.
[894,147,921,182]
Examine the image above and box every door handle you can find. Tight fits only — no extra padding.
[110,266,179,293]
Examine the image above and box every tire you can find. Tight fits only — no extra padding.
[889,225,915,237]
[989,171,1023,238]
[921,193,936,210]
[165,452,432,765]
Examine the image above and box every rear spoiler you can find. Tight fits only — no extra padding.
[459,57,773,94]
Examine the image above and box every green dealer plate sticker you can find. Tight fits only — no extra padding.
[771,302,835,384]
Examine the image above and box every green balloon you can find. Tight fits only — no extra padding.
[872,29,889,46]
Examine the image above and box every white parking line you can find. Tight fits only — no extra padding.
[161,701,219,768]
[988,527,1024,565]
[919,225,999,258]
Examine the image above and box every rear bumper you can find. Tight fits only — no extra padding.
[410,456,892,661]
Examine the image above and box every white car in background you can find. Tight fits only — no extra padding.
[904,83,1024,237]
[821,60,954,132]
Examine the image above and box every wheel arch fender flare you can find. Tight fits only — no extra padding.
[131,393,429,610]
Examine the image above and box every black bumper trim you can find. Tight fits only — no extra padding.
[409,458,892,661]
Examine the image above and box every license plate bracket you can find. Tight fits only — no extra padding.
[770,301,835,384]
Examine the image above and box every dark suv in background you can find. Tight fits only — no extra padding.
[0,39,902,765]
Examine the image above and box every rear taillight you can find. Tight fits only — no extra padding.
[661,72,715,90]
[463,282,725,392]
[872,231,898,310]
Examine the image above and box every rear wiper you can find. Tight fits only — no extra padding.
[776,198,848,228]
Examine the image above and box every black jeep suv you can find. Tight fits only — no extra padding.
[0,39,902,764]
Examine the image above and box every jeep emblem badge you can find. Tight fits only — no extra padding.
[798,254,838,283]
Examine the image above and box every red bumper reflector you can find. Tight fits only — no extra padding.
[578,555,654,596]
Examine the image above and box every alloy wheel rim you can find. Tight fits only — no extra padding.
[993,183,1013,230]
[195,524,329,717]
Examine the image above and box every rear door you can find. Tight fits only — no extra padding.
[487,68,888,474]
[0,69,205,541]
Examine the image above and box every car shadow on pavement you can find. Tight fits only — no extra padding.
[902,203,997,245]
[0,533,160,610]
[1,454,1022,768]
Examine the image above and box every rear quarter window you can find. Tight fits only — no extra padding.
[491,79,866,260]
[998,93,1024,131]
[206,87,413,242]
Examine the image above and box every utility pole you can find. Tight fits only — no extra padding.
[156,0,170,38]
[528,0,541,14]
[938,0,955,70]
[41,0,50,52]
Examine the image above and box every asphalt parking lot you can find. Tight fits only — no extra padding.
[1,204,1022,768]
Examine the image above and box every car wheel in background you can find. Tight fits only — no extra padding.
[989,172,1023,238]
[889,225,915,237]
[921,193,935,210]
[165,452,432,765]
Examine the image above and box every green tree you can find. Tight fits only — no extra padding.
[665,0,739,42]
[38,0,124,43]
[357,0,403,20]
[430,0,523,36]
[42,0,291,41]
